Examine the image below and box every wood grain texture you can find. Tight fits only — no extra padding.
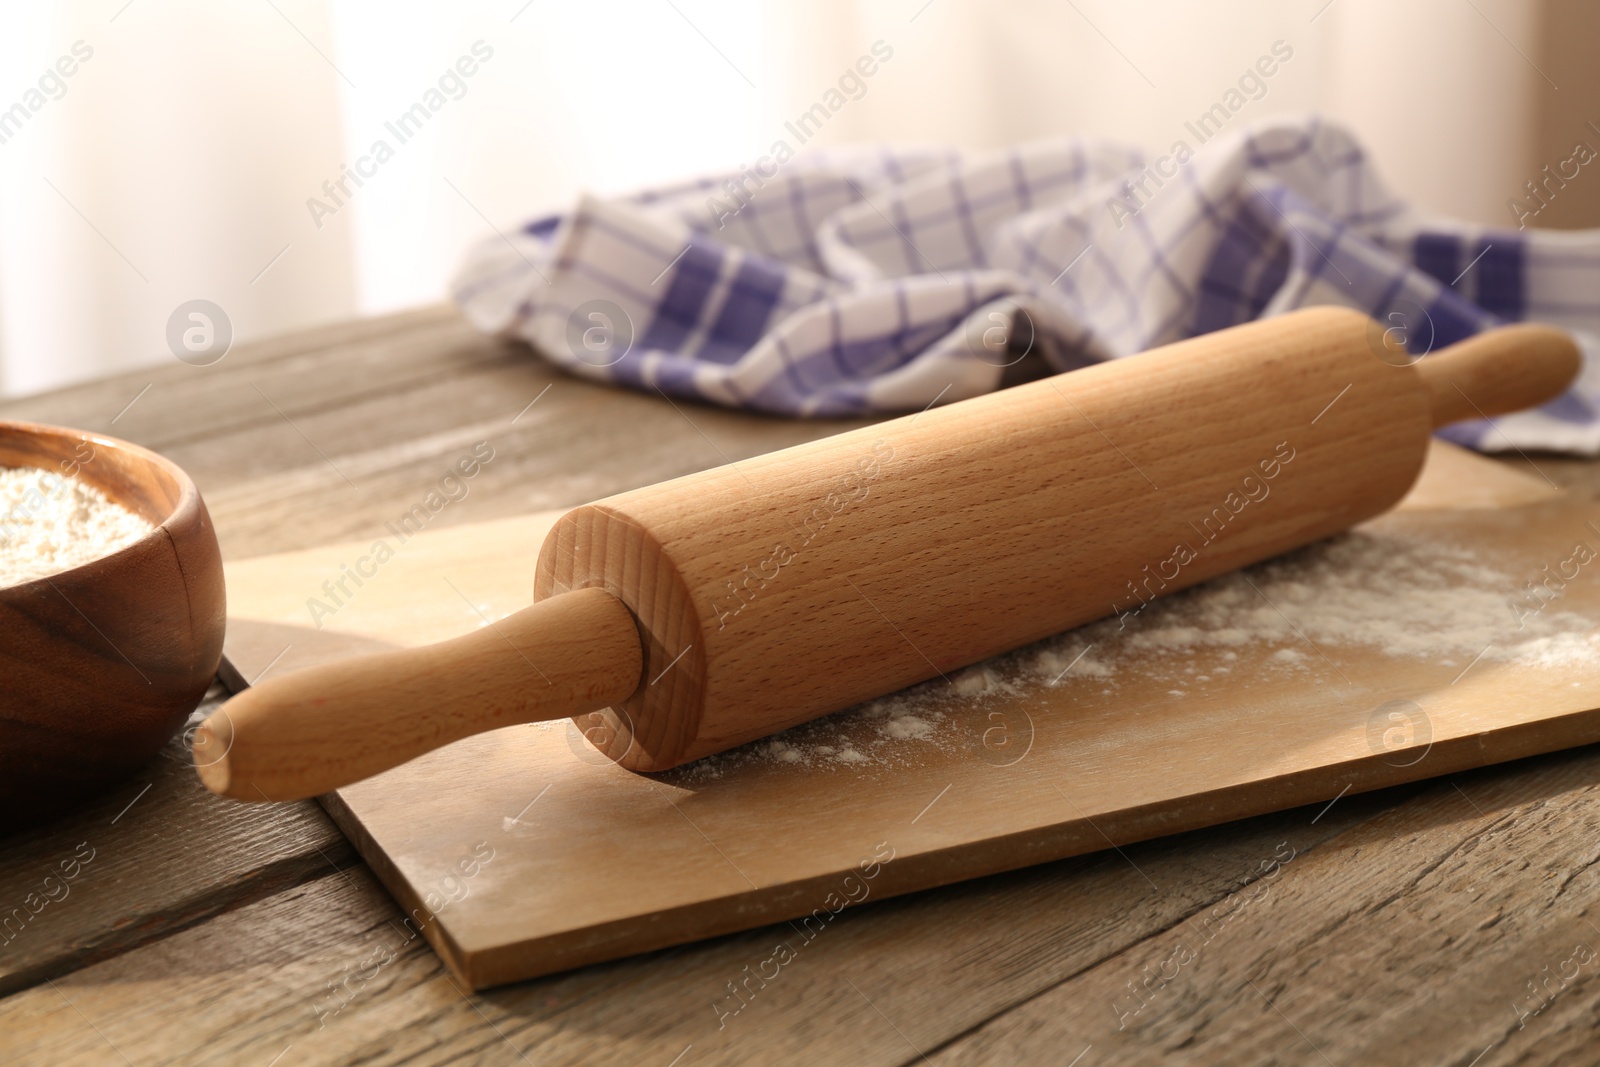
[0,419,225,827]
[101,309,866,557]
[0,788,1397,1067]
[202,588,642,801]
[925,746,1600,1066]
[543,307,1442,769]
[3,305,1599,1067]
[0,687,355,998]
[8,752,1600,1067]
[0,308,870,562]
[0,308,863,982]
[207,304,1464,789]
[215,436,1600,992]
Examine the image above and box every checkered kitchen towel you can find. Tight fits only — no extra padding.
[452,116,1600,453]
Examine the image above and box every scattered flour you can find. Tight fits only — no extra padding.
[667,529,1600,780]
[1109,533,1597,666]
[0,467,153,588]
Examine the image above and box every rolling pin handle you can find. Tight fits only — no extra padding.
[194,587,644,802]
[1412,323,1582,430]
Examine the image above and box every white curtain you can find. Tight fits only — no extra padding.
[0,0,1554,397]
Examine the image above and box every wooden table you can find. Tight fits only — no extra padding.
[3,306,1598,1066]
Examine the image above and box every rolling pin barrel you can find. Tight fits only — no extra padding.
[198,307,1581,800]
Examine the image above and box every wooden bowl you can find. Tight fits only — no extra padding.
[0,419,225,829]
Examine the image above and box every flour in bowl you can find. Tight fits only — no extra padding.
[0,467,154,588]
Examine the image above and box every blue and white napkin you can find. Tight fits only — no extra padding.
[452,116,1600,454]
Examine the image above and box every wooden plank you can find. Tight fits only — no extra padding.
[213,441,1600,991]
[0,307,474,449]
[0,312,486,997]
[0,307,866,1003]
[923,744,1600,1066]
[5,305,1600,1065]
[1,305,873,560]
[15,747,1599,1067]
[184,360,868,559]
[0,785,1393,1066]
[0,686,355,998]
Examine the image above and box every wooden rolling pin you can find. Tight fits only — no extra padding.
[196,307,1581,801]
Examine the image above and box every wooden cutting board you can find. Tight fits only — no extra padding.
[221,440,1600,990]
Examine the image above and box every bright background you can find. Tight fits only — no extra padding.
[0,0,1593,397]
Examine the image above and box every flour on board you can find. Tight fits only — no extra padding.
[664,528,1600,779]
